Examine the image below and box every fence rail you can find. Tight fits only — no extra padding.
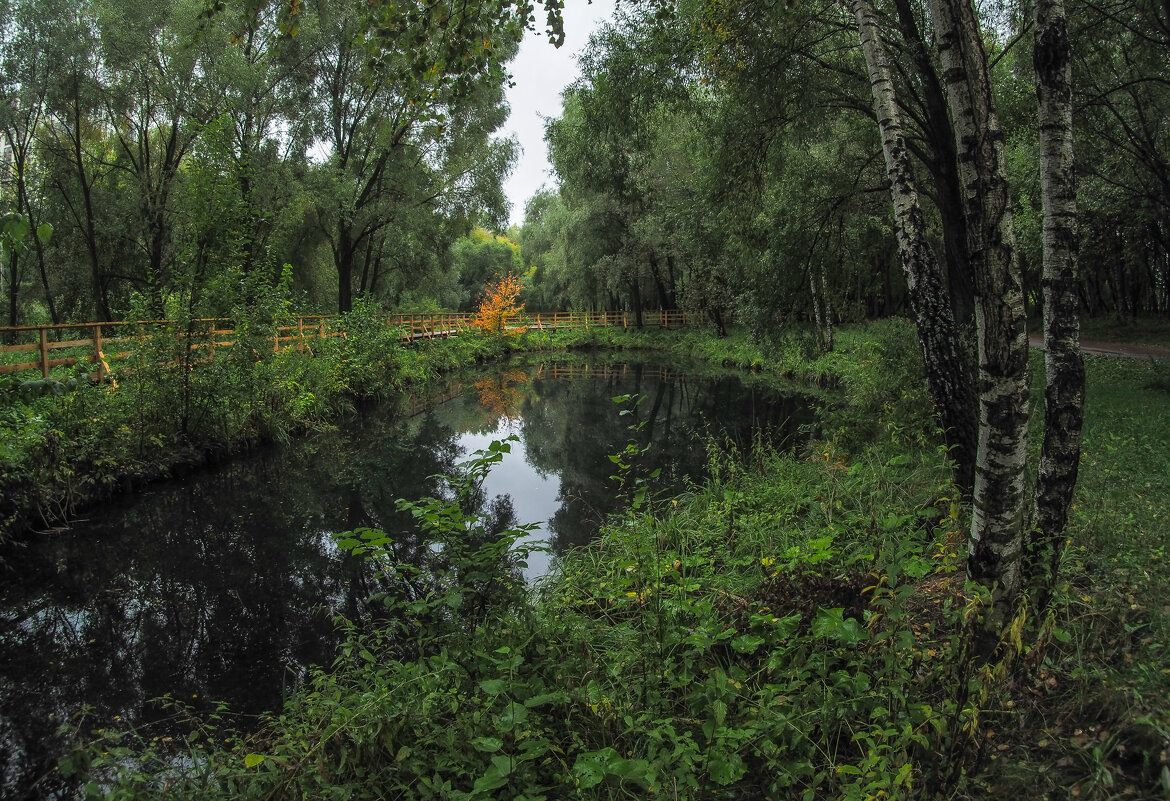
[0,310,705,380]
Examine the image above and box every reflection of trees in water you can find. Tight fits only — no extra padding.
[0,358,812,798]
[0,407,465,800]
[520,364,814,555]
[473,368,529,423]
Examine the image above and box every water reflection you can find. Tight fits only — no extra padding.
[0,356,814,799]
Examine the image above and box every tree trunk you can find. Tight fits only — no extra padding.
[1030,0,1085,598]
[6,251,19,331]
[711,307,728,337]
[853,0,978,493]
[648,253,672,309]
[926,0,1032,612]
[822,263,835,353]
[338,220,355,314]
[809,267,827,352]
[892,0,976,329]
[69,95,111,321]
[7,133,59,325]
[29,214,57,325]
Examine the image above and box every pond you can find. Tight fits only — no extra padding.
[0,355,817,798]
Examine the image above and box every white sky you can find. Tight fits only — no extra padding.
[500,0,617,229]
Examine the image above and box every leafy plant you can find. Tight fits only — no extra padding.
[473,274,526,335]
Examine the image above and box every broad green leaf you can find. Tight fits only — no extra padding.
[478,678,507,695]
[573,759,605,789]
[835,617,866,646]
[496,701,529,730]
[811,607,844,639]
[472,765,509,793]
[708,751,747,785]
[731,633,766,654]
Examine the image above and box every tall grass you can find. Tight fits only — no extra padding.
[41,321,1170,799]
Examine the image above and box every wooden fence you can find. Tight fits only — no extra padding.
[0,309,705,380]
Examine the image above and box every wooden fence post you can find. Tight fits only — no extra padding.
[92,324,107,381]
[39,328,49,378]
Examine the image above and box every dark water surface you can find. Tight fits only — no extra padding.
[0,356,815,798]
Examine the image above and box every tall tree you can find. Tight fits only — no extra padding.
[926,0,1033,609]
[300,0,518,312]
[1031,0,1085,594]
[921,0,1086,622]
[0,0,59,325]
[212,0,309,281]
[38,0,114,320]
[97,0,226,312]
[852,0,977,493]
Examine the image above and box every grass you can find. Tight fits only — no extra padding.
[1056,313,1170,347]
[1002,353,1170,798]
[26,317,1170,798]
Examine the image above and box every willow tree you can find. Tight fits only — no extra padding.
[300,0,520,313]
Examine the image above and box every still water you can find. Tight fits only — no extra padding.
[0,356,815,798]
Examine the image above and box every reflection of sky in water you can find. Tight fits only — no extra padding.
[0,358,817,800]
[458,423,562,581]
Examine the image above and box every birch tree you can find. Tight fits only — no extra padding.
[925,0,1033,612]
[924,0,1084,621]
[852,0,978,493]
[1031,0,1084,595]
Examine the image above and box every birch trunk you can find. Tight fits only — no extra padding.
[810,268,827,353]
[926,0,1032,608]
[821,263,835,353]
[853,0,977,492]
[1032,0,1085,594]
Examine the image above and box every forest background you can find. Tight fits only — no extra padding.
[2,0,1164,330]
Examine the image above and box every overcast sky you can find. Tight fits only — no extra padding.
[500,1,617,229]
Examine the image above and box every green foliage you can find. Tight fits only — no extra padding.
[55,321,1008,800]
[448,229,526,311]
[334,298,408,396]
[15,323,1170,799]
[63,416,979,799]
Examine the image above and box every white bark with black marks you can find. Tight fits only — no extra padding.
[926,0,1032,608]
[853,0,976,492]
[1033,0,1085,594]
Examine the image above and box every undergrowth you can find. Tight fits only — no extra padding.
[0,318,919,542]
[65,410,982,800]
[27,318,1170,799]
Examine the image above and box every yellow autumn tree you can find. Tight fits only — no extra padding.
[473,274,526,334]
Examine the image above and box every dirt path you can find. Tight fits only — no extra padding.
[1028,332,1170,361]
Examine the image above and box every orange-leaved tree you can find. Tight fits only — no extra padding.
[473,274,526,334]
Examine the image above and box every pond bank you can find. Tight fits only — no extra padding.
[62,321,1170,799]
[2,351,827,799]
[0,317,896,544]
